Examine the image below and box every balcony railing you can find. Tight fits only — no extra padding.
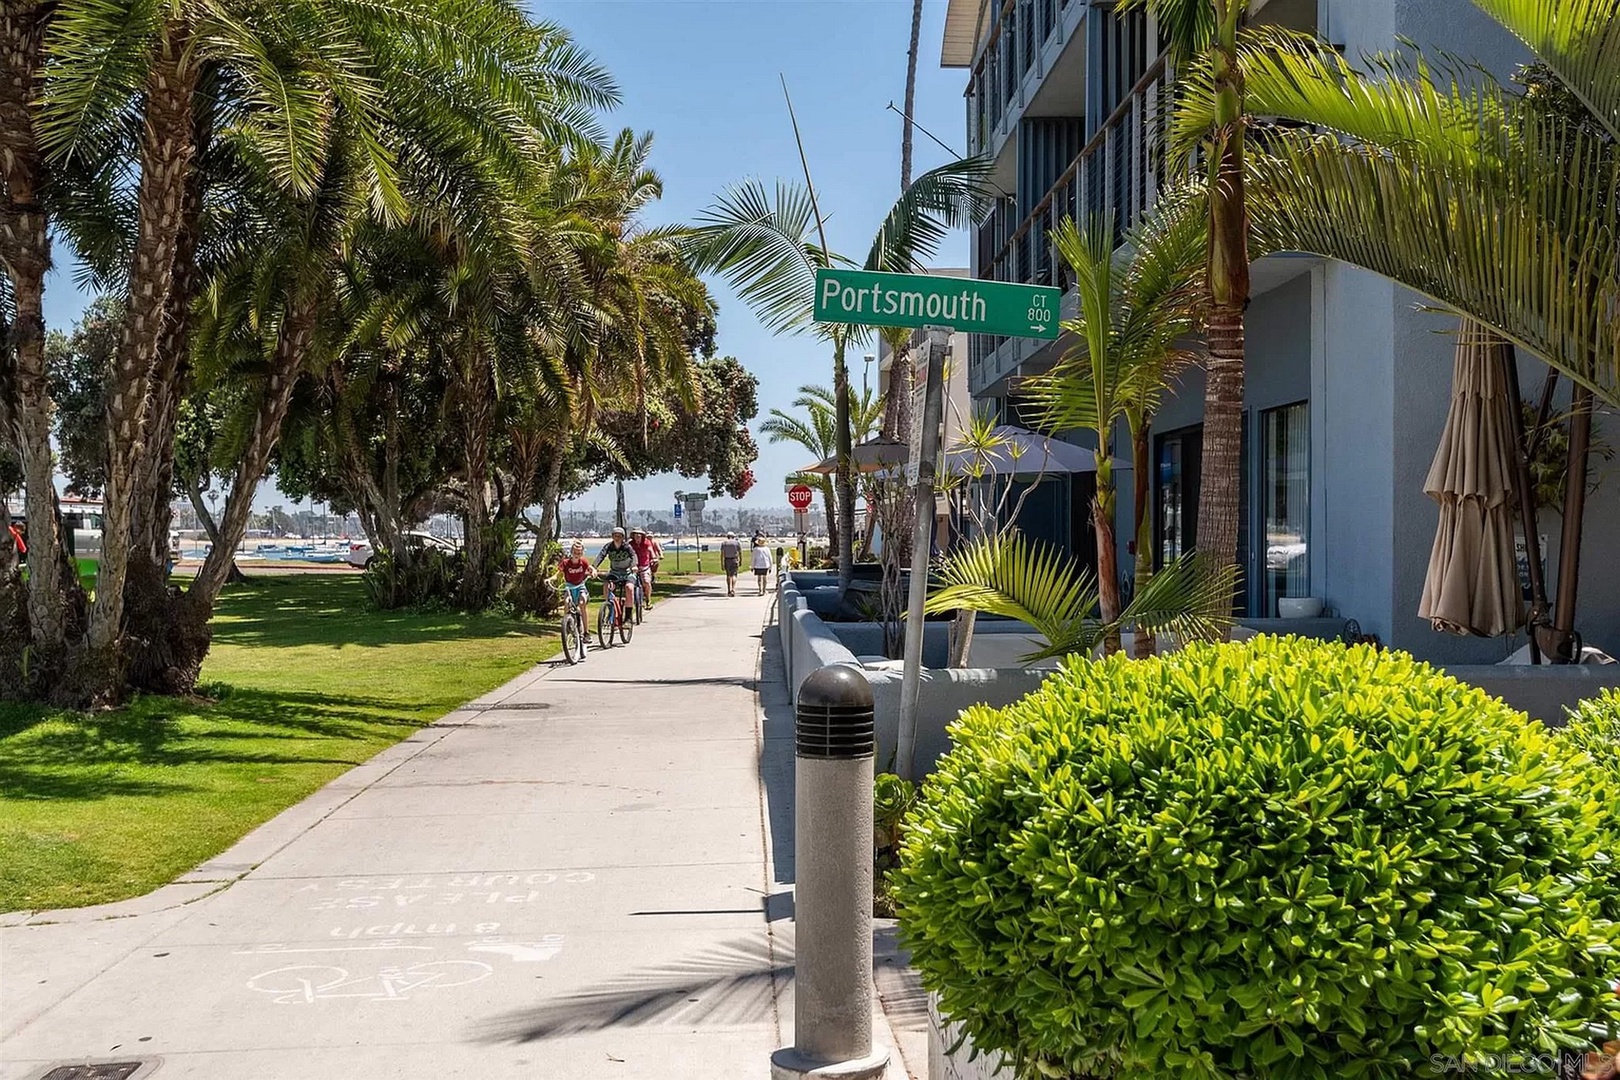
[967,0,1076,154]
[970,52,1174,376]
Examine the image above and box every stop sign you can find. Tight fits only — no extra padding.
[787,484,814,511]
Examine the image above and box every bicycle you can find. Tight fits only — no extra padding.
[560,582,589,664]
[629,567,648,624]
[597,574,635,648]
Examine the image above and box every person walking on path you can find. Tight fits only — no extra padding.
[720,531,742,596]
[751,536,772,595]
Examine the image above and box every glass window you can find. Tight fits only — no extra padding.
[1260,402,1310,615]
[1155,425,1200,569]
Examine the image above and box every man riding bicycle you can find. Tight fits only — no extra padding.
[629,528,661,610]
[596,527,640,618]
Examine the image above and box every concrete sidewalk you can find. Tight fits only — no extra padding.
[1,575,909,1080]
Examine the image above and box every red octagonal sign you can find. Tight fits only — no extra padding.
[787,484,814,511]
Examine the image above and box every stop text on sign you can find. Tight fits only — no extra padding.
[812,268,1061,340]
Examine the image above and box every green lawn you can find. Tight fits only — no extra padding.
[0,576,578,913]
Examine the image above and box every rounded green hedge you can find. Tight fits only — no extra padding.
[895,637,1620,1080]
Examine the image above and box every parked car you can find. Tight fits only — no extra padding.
[347,531,457,569]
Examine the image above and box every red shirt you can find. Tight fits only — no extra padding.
[630,536,657,568]
[559,556,592,585]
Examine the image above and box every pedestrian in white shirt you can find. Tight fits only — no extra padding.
[750,538,772,595]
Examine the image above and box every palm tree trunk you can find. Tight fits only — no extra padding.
[161,302,315,693]
[1132,420,1156,658]
[0,0,80,678]
[123,157,206,692]
[1194,9,1251,614]
[834,339,857,591]
[85,21,198,669]
[900,0,924,191]
[819,477,839,558]
[1094,454,1121,655]
[458,351,496,611]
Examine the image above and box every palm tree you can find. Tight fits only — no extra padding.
[1025,195,1204,654]
[900,0,925,190]
[759,382,883,554]
[1123,0,1253,585]
[924,532,1237,663]
[685,155,992,593]
[101,2,610,695]
[1196,2,1620,653]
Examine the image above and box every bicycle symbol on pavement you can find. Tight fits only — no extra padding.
[247,960,493,1004]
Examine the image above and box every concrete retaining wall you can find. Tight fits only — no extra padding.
[1442,665,1620,726]
[928,994,1009,1080]
[865,665,1051,775]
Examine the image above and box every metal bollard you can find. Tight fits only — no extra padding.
[771,665,890,1080]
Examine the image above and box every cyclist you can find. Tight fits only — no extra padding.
[596,527,639,623]
[558,540,596,656]
[630,528,661,609]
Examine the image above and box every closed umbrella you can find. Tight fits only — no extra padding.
[1418,322,1524,637]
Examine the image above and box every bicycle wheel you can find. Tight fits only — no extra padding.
[632,584,644,625]
[596,602,613,649]
[619,606,634,644]
[560,610,581,664]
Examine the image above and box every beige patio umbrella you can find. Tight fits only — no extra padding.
[1418,321,1525,637]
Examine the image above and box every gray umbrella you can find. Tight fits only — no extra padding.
[799,437,911,475]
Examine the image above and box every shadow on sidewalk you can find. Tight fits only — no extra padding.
[757,618,796,887]
[473,935,787,1043]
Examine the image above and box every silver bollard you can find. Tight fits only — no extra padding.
[771,665,890,1080]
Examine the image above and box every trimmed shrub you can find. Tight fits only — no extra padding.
[1561,690,1620,781]
[895,637,1620,1080]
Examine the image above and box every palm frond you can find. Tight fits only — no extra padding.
[924,531,1103,659]
[1473,0,1620,143]
[863,155,995,273]
[1120,552,1238,645]
[683,179,823,334]
[1246,123,1620,405]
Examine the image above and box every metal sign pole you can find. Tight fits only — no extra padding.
[896,326,950,781]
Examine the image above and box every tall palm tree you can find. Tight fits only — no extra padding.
[1123,0,1252,585]
[901,0,925,190]
[107,3,610,695]
[1195,2,1620,652]
[685,156,991,592]
[759,382,883,553]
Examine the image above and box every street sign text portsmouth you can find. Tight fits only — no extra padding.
[813,268,1061,340]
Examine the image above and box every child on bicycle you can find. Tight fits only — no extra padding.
[558,541,596,652]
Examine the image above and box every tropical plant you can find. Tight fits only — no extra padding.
[685,147,992,593]
[896,637,1620,1079]
[2,0,622,701]
[1181,1,1620,654]
[1025,199,1204,653]
[924,530,1236,663]
[1122,0,1253,583]
[758,382,883,554]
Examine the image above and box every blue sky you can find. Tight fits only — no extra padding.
[42,0,973,515]
[549,0,972,515]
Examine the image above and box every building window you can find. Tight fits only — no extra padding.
[1155,424,1201,569]
[1259,401,1309,615]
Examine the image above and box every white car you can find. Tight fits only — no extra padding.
[347,531,457,569]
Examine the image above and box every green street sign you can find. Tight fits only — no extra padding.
[813,268,1061,340]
